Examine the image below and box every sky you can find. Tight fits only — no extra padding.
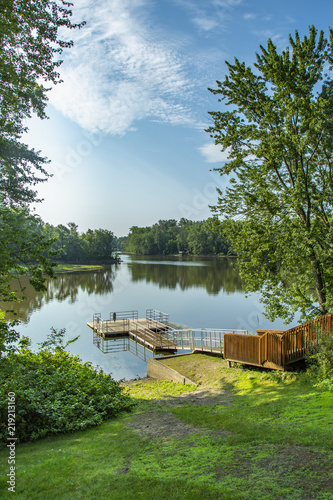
[26,0,332,237]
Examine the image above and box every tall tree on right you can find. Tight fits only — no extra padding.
[207,26,333,322]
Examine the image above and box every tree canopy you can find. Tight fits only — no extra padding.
[42,223,118,262]
[207,26,333,322]
[125,218,233,256]
[0,0,84,207]
[0,1,83,352]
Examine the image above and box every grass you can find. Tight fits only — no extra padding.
[1,354,333,499]
[53,264,104,273]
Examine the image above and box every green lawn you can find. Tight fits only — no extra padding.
[1,355,333,499]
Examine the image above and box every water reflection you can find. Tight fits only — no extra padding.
[3,258,244,323]
[93,333,168,363]
[3,267,117,323]
[127,257,243,295]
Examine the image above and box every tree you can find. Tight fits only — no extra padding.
[0,1,83,351]
[0,0,84,207]
[207,26,333,322]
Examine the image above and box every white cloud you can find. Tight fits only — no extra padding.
[50,0,196,135]
[243,13,256,20]
[198,143,230,163]
[192,17,219,32]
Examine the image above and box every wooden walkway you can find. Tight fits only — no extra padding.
[224,313,333,370]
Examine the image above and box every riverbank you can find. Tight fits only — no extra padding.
[53,264,105,273]
[1,353,332,499]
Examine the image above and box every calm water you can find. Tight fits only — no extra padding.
[5,255,298,380]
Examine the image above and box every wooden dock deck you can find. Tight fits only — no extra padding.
[87,318,177,352]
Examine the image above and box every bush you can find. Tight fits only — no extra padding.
[0,329,135,444]
[305,333,333,390]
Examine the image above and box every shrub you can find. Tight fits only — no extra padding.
[305,332,333,390]
[0,329,135,444]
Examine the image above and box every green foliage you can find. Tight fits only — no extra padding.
[0,311,19,355]
[0,1,84,347]
[42,222,119,262]
[0,205,57,301]
[0,328,134,444]
[125,218,233,256]
[207,26,333,322]
[306,333,333,390]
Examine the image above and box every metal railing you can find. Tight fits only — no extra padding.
[92,309,248,354]
[146,317,172,333]
[171,328,248,353]
[109,310,138,321]
[93,332,129,353]
[93,311,138,336]
[130,320,174,349]
[146,309,169,323]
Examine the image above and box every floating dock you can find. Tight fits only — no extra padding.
[87,312,177,352]
[87,309,248,355]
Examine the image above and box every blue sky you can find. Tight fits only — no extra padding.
[26,0,332,236]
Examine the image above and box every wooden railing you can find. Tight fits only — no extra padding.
[224,313,333,369]
[224,333,263,366]
[282,313,333,363]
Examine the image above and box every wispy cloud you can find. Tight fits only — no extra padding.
[50,0,196,135]
[198,143,229,163]
[251,30,286,49]
[172,0,243,33]
[243,13,256,20]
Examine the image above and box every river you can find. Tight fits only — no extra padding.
[5,255,298,380]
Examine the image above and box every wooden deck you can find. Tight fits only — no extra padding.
[224,313,333,370]
[87,318,176,352]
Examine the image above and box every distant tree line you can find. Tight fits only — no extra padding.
[122,218,234,256]
[40,223,118,263]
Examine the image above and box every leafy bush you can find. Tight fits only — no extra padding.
[0,310,19,355]
[0,329,135,444]
[305,333,333,390]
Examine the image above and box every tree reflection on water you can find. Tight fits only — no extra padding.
[2,258,244,324]
[127,257,243,295]
[3,267,116,323]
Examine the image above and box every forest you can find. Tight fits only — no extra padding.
[40,222,118,263]
[122,218,233,256]
[37,217,233,262]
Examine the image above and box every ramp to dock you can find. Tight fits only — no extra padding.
[224,313,333,370]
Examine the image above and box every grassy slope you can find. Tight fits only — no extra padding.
[1,354,333,499]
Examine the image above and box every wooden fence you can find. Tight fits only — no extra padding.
[224,313,333,370]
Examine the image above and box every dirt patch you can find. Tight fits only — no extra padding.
[126,408,202,440]
[125,387,234,441]
[157,388,234,407]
